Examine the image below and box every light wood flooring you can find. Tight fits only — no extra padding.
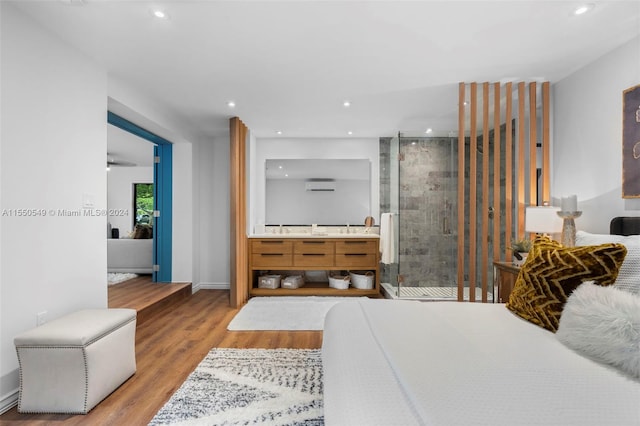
[0,281,323,425]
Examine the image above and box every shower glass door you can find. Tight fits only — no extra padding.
[380,134,457,299]
[379,135,400,296]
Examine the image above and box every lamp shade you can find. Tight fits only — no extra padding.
[525,206,563,234]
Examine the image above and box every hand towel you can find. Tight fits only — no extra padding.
[379,212,396,264]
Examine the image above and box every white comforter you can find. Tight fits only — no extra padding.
[322,299,640,426]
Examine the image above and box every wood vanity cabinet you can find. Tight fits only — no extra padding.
[248,237,380,297]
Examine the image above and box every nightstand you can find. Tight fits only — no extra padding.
[493,261,521,303]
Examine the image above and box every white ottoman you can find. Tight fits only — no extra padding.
[14,308,137,414]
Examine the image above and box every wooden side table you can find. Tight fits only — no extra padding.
[493,261,521,303]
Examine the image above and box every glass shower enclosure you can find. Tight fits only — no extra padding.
[380,133,485,300]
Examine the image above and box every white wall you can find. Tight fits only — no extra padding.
[250,138,379,232]
[553,36,640,233]
[107,167,154,236]
[0,3,107,406]
[192,137,230,290]
[172,143,193,283]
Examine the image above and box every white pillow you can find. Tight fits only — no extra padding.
[557,281,640,379]
[575,230,640,295]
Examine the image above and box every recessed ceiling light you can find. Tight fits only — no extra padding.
[343,101,351,107]
[573,4,594,16]
[276,130,282,135]
[425,128,433,134]
[227,101,236,108]
[152,9,169,19]
[347,131,353,135]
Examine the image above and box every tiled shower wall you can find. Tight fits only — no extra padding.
[380,137,458,288]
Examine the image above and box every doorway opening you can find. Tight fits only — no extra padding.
[107,111,173,283]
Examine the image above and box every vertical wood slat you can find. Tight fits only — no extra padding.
[469,83,478,302]
[230,117,248,308]
[517,82,526,240]
[542,82,551,203]
[528,83,538,239]
[529,83,538,214]
[505,82,514,261]
[481,82,490,302]
[457,83,466,302]
[493,84,501,264]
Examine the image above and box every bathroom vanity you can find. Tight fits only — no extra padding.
[248,233,380,297]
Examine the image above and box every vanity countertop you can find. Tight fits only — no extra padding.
[249,233,379,239]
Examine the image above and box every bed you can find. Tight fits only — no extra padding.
[322,219,640,425]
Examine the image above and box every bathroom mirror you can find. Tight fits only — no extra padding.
[265,159,371,225]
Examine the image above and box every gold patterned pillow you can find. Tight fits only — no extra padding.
[506,236,627,332]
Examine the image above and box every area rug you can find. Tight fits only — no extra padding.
[227,296,362,331]
[107,272,138,286]
[148,348,323,426]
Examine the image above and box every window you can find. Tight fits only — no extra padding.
[133,183,153,227]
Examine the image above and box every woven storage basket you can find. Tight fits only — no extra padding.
[349,271,374,289]
[258,274,281,289]
[282,275,305,289]
[328,275,350,290]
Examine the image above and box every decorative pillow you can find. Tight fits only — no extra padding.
[576,230,640,295]
[556,281,640,379]
[506,236,627,332]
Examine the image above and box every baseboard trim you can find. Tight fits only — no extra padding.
[0,389,18,415]
[192,282,230,292]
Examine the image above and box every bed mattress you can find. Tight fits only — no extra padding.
[322,299,640,426]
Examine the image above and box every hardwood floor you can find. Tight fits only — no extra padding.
[107,275,192,325]
[0,289,323,425]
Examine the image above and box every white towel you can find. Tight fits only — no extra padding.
[379,212,396,264]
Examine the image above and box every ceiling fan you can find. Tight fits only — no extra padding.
[106,154,136,170]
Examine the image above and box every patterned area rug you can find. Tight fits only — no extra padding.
[149,348,323,426]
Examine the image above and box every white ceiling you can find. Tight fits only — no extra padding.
[11,0,640,143]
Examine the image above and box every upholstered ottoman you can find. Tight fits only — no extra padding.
[14,308,137,414]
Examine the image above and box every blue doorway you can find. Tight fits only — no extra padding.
[107,111,173,282]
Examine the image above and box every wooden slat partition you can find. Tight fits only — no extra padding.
[529,82,538,213]
[505,82,514,261]
[457,81,551,302]
[492,84,501,264]
[457,83,466,302]
[542,82,551,203]
[517,82,526,240]
[481,83,490,303]
[468,83,478,303]
[230,117,249,308]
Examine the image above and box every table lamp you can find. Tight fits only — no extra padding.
[525,205,563,236]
